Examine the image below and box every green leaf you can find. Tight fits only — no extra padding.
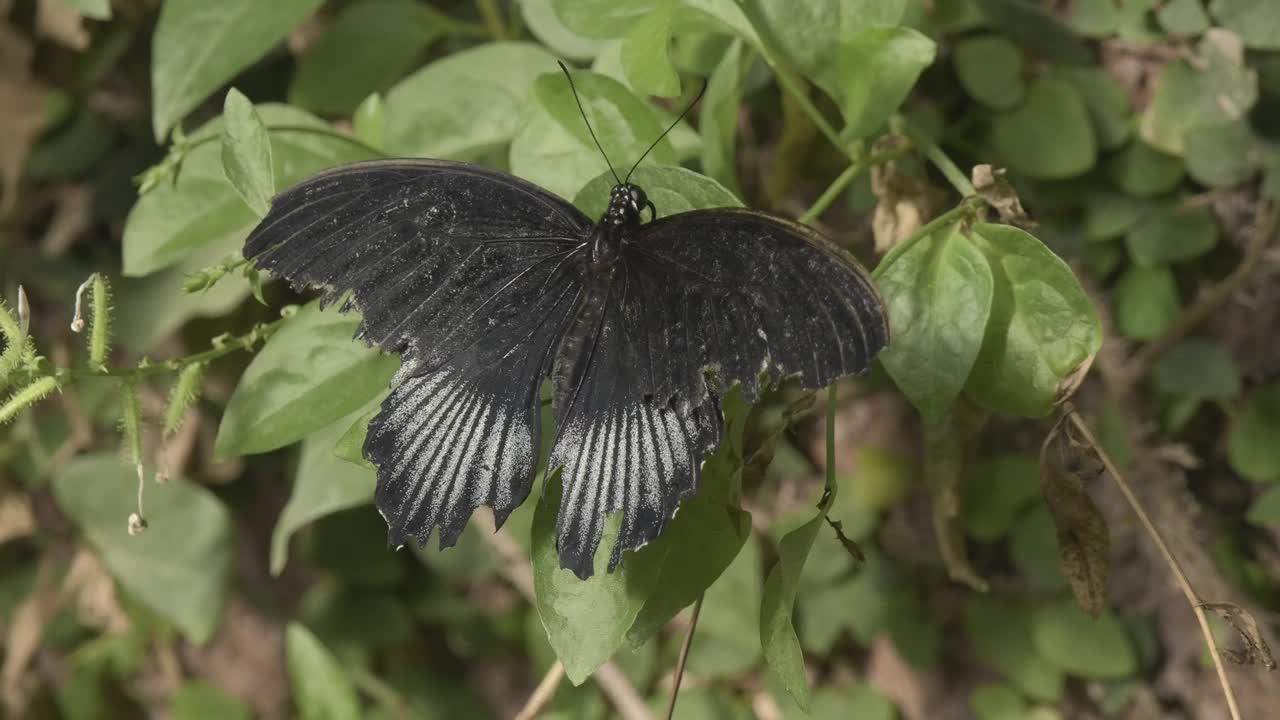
[171,682,251,720]
[1184,121,1264,187]
[286,623,361,720]
[684,535,763,677]
[974,0,1093,65]
[1124,203,1218,267]
[954,34,1025,110]
[219,89,273,217]
[513,70,675,200]
[1106,141,1185,198]
[1113,266,1180,341]
[384,42,559,158]
[964,224,1103,418]
[1157,0,1211,35]
[876,222,995,423]
[760,513,824,710]
[532,472,667,685]
[352,93,384,151]
[215,300,399,458]
[964,594,1065,701]
[970,684,1027,720]
[1083,192,1150,241]
[626,389,751,645]
[333,407,378,469]
[151,0,325,141]
[1152,339,1242,402]
[962,453,1042,542]
[64,0,111,20]
[52,455,234,643]
[1032,600,1137,678]
[522,0,611,60]
[836,26,937,141]
[124,105,374,277]
[1052,65,1132,151]
[289,0,448,115]
[270,406,379,575]
[574,164,740,219]
[1246,486,1280,527]
[1228,383,1280,482]
[1210,0,1280,49]
[551,0,660,38]
[621,0,679,97]
[784,684,897,720]
[1139,42,1258,154]
[992,76,1097,179]
[700,39,745,195]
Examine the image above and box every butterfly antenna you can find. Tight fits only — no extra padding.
[559,61,622,186]
[625,80,708,184]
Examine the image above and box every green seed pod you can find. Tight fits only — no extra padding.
[118,380,143,465]
[0,377,59,425]
[88,274,113,370]
[163,362,205,436]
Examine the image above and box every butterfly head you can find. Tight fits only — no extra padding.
[607,184,655,226]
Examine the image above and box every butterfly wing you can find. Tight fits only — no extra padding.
[547,208,887,577]
[624,207,888,408]
[548,267,723,579]
[244,159,592,547]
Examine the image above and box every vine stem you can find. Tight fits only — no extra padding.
[1066,409,1242,720]
[664,594,704,720]
[873,195,985,276]
[514,661,565,720]
[476,0,508,40]
[798,146,912,225]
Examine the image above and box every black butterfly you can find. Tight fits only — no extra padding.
[242,66,889,579]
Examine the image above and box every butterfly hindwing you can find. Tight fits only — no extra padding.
[244,160,592,548]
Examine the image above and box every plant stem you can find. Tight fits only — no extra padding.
[664,595,704,720]
[1066,410,1242,720]
[476,0,508,40]
[898,115,975,196]
[798,146,911,225]
[873,195,984,276]
[516,661,566,720]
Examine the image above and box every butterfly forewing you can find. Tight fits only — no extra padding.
[243,159,592,550]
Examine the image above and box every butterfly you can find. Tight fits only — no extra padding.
[242,64,889,579]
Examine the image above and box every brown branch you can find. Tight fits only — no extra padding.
[1119,202,1276,390]
[513,661,564,720]
[664,594,704,720]
[1066,409,1242,720]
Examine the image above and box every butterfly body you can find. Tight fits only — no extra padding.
[244,158,887,579]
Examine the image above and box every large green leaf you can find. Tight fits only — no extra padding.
[522,0,611,60]
[964,224,1102,417]
[1229,383,1280,482]
[954,34,1026,110]
[620,0,680,97]
[513,71,674,200]
[123,105,375,277]
[551,0,661,37]
[964,594,1065,701]
[53,455,234,643]
[836,26,936,141]
[991,76,1097,180]
[1211,0,1280,50]
[684,535,763,677]
[1113,266,1180,341]
[700,39,745,195]
[219,89,273,217]
[384,42,559,158]
[532,472,667,685]
[289,0,449,115]
[1032,600,1137,678]
[286,623,361,720]
[214,301,399,458]
[760,513,824,710]
[1140,40,1258,154]
[1124,203,1218,266]
[876,222,994,423]
[270,405,380,575]
[151,0,325,140]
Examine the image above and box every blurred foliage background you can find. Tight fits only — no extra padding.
[1,0,1279,719]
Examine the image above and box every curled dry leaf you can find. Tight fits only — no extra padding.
[1200,601,1277,671]
[871,135,947,254]
[971,164,1030,226]
[1041,418,1111,618]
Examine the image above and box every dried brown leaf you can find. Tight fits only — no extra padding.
[971,164,1029,226]
[1041,421,1111,617]
[1201,601,1276,671]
